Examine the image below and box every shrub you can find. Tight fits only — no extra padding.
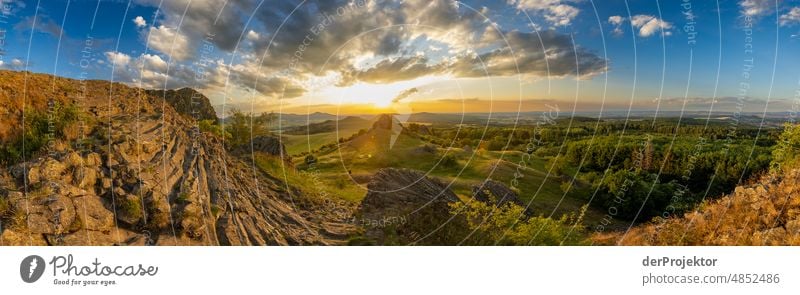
[176,192,190,204]
[0,196,10,218]
[304,154,318,166]
[0,102,81,164]
[210,204,223,218]
[199,119,230,139]
[440,153,458,169]
[120,198,143,221]
[771,123,800,173]
[451,194,588,245]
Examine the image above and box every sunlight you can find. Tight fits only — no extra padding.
[313,76,446,110]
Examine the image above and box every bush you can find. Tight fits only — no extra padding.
[120,198,143,221]
[0,196,10,218]
[304,154,318,166]
[771,123,800,173]
[440,153,458,168]
[451,195,588,245]
[199,119,230,139]
[0,102,81,164]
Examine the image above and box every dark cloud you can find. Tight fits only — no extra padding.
[125,0,607,100]
[134,0,247,52]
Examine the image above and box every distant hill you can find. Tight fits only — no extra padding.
[283,115,371,135]
[271,112,339,128]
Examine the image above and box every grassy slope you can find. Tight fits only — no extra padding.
[281,116,374,155]
[294,129,609,226]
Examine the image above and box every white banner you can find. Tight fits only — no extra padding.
[0,247,797,294]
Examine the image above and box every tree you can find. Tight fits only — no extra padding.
[771,123,800,173]
[224,109,274,147]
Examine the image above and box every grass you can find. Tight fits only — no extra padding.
[254,153,365,202]
[120,198,143,222]
[176,192,190,204]
[0,102,82,164]
[282,124,368,155]
[287,129,610,226]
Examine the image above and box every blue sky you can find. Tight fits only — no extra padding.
[1,0,800,114]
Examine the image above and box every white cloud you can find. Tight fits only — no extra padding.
[740,0,774,18]
[780,7,800,26]
[630,15,672,37]
[104,51,131,67]
[509,0,581,27]
[608,15,624,35]
[145,25,192,61]
[246,30,260,41]
[139,53,168,72]
[11,58,24,68]
[608,15,624,25]
[133,16,147,27]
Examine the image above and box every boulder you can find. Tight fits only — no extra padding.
[249,136,286,158]
[472,180,524,207]
[358,168,461,245]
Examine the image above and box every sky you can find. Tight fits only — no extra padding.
[1,0,800,115]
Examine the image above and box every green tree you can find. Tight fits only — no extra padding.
[771,123,800,173]
[224,109,274,147]
[452,197,587,246]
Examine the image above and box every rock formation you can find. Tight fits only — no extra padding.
[145,88,219,122]
[0,71,352,245]
[233,135,287,159]
[602,170,800,245]
[357,168,463,245]
[472,180,523,207]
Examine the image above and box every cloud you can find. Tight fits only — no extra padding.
[630,15,673,37]
[739,0,774,18]
[133,0,246,52]
[608,15,624,35]
[14,15,63,38]
[133,16,147,27]
[780,7,800,26]
[649,96,787,111]
[509,0,581,27]
[246,30,260,41]
[104,51,132,67]
[392,87,419,103]
[139,53,168,72]
[123,0,605,102]
[145,25,192,61]
[340,29,607,85]
[0,58,25,70]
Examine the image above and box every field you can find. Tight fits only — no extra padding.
[261,114,779,232]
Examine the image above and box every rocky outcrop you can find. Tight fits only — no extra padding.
[0,72,352,245]
[357,168,462,245]
[603,170,800,246]
[233,135,286,159]
[145,88,218,122]
[417,125,432,135]
[371,114,396,130]
[472,180,523,207]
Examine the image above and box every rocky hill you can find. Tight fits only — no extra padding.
[596,170,800,245]
[0,70,351,245]
[145,88,218,122]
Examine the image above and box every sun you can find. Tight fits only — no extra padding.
[372,97,393,108]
